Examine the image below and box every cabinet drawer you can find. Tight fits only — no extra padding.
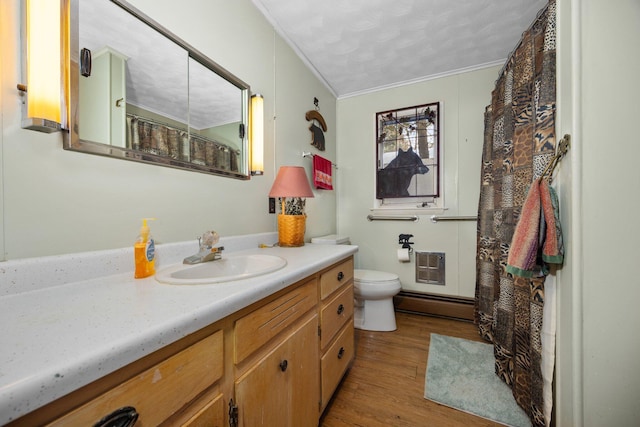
[320,323,354,408]
[320,284,353,349]
[50,330,223,426]
[320,258,354,300]
[235,279,317,364]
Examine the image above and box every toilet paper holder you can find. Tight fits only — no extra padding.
[398,234,414,253]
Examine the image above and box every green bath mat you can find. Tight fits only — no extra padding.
[425,333,530,427]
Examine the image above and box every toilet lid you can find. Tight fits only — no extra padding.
[354,269,400,284]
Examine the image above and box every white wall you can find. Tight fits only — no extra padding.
[555,0,640,425]
[336,66,498,298]
[0,0,337,261]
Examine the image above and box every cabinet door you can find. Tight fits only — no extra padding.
[235,315,319,427]
[181,393,225,427]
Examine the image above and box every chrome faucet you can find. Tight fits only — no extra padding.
[183,231,224,264]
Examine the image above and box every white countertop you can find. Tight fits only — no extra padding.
[0,236,357,425]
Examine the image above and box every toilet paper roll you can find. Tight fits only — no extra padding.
[397,248,410,262]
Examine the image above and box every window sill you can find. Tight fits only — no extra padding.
[369,206,448,216]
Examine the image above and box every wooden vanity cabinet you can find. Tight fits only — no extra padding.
[10,256,354,427]
[318,257,355,411]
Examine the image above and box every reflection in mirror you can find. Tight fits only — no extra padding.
[188,57,244,170]
[65,0,250,179]
[78,0,189,149]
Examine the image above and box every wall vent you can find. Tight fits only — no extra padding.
[415,252,445,286]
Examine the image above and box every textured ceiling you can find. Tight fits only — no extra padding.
[251,0,548,98]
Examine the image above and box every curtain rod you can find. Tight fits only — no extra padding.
[498,1,552,78]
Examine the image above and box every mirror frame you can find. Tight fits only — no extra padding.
[63,0,251,180]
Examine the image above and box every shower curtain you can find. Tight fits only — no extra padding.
[475,2,556,426]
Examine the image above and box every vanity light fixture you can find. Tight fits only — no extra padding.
[17,0,65,133]
[250,94,264,175]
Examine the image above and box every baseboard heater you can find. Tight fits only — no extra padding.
[393,291,475,322]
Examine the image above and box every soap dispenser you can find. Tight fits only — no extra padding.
[134,218,156,279]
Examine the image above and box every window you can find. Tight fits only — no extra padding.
[376,102,440,207]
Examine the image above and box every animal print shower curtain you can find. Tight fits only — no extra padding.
[475,2,556,426]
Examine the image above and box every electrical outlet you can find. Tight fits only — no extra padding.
[269,197,276,214]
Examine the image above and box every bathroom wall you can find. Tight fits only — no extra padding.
[0,0,336,261]
[7,1,640,423]
[336,66,499,299]
[554,0,640,425]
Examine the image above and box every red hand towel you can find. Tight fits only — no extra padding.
[313,155,333,190]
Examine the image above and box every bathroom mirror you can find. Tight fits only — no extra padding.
[64,0,250,179]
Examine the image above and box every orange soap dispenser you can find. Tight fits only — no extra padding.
[134,218,156,278]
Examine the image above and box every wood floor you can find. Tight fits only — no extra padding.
[320,311,503,427]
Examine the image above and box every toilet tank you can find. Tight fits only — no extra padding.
[310,234,351,245]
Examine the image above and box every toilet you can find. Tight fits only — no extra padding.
[352,269,402,331]
[311,235,402,331]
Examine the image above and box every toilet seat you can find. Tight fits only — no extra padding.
[354,269,399,285]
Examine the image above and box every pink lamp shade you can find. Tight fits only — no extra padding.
[268,166,314,198]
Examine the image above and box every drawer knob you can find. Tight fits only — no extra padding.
[337,304,345,315]
[279,359,288,372]
[94,406,139,427]
[337,347,345,359]
[337,271,344,281]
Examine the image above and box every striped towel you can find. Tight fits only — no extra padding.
[506,179,564,277]
[539,180,564,265]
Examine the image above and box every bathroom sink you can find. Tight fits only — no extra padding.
[155,254,287,285]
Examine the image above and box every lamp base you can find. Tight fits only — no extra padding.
[277,214,306,247]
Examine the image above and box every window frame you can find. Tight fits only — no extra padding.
[374,101,442,210]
